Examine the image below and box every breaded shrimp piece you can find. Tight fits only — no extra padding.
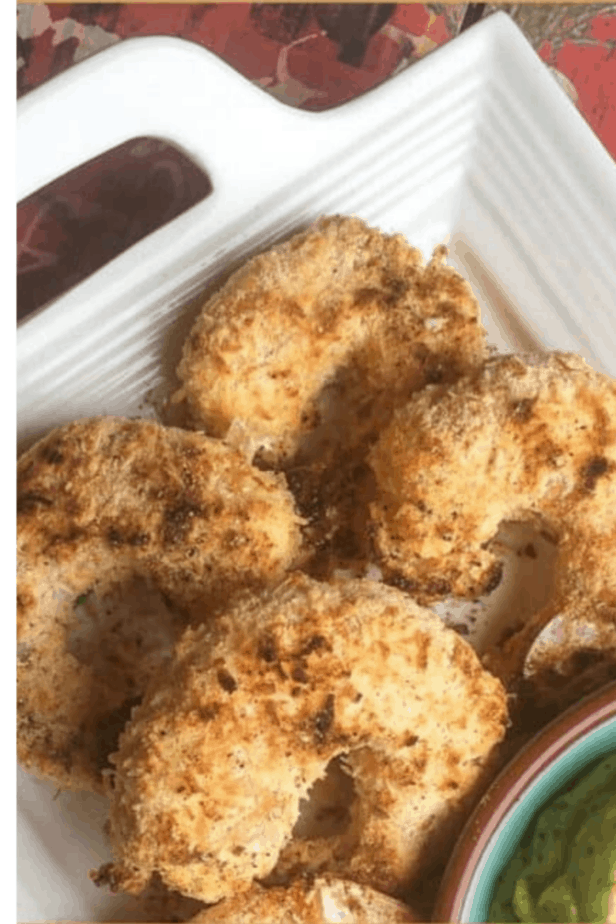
[369,352,616,685]
[174,215,488,467]
[99,574,508,904]
[189,876,419,923]
[17,416,302,792]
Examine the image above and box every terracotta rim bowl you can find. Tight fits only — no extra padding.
[433,679,616,922]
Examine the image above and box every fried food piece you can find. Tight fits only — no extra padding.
[101,574,508,904]
[189,876,419,923]
[175,215,488,573]
[17,417,302,792]
[174,215,488,467]
[369,352,616,685]
[104,871,207,923]
[519,628,616,724]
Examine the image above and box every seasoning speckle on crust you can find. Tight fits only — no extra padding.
[369,352,616,685]
[189,876,420,923]
[17,416,302,792]
[101,574,508,904]
[174,216,487,466]
[174,216,489,574]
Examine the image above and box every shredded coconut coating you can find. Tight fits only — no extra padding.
[369,352,616,684]
[174,215,488,467]
[189,876,418,923]
[102,574,508,904]
[17,417,302,792]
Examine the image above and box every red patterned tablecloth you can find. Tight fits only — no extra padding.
[17,3,616,321]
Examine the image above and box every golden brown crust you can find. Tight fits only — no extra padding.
[89,869,207,923]
[174,216,488,574]
[368,352,616,685]
[189,876,419,923]
[174,215,487,467]
[17,416,302,792]
[102,574,508,904]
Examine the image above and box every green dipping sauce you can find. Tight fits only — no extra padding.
[488,752,616,923]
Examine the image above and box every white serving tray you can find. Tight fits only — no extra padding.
[16,13,616,922]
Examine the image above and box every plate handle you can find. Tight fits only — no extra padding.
[17,35,326,206]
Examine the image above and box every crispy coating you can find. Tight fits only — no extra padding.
[189,876,418,923]
[174,215,488,467]
[102,574,508,904]
[97,871,207,923]
[520,631,616,721]
[174,215,488,573]
[369,352,616,685]
[17,417,302,792]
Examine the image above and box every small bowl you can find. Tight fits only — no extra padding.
[433,680,616,922]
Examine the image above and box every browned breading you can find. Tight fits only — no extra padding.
[17,416,303,792]
[189,876,419,923]
[101,574,508,904]
[92,870,207,923]
[174,215,488,571]
[369,352,616,686]
[175,216,487,466]
[519,632,616,723]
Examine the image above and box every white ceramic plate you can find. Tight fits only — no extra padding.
[16,13,616,921]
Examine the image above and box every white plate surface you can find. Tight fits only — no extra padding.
[16,13,616,921]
